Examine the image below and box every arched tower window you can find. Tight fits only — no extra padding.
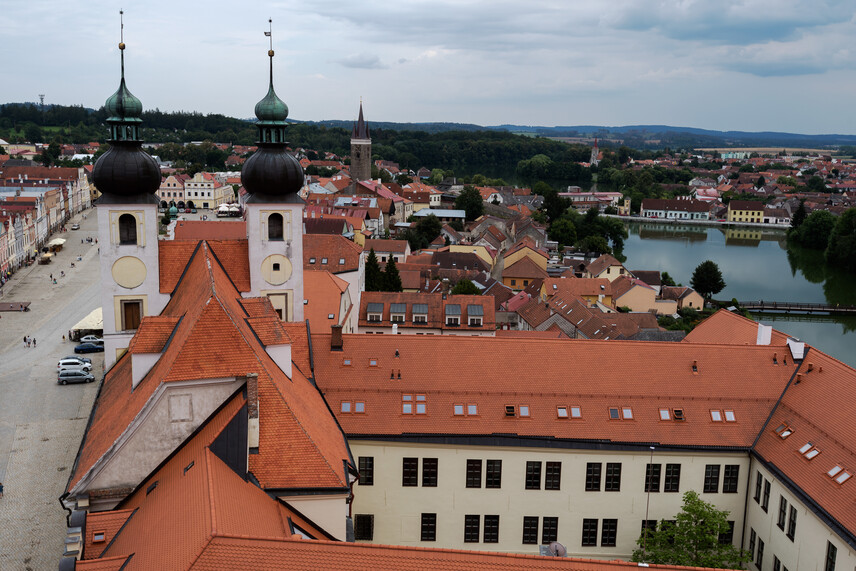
[118,213,138,245]
[268,213,284,241]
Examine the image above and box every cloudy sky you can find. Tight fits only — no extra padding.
[3,0,855,134]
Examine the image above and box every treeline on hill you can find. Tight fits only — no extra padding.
[0,103,593,186]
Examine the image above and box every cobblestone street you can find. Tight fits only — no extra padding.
[0,210,101,571]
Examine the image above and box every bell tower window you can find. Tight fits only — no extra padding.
[118,213,138,245]
[268,213,284,241]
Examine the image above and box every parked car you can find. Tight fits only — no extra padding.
[71,223,80,230]
[57,370,95,385]
[191,208,197,213]
[58,359,92,372]
[74,343,105,354]
[80,335,103,344]
[61,355,91,364]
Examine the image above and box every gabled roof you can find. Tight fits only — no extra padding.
[159,240,250,293]
[502,255,548,279]
[364,239,408,253]
[542,277,611,299]
[585,254,624,277]
[683,309,790,346]
[304,270,349,334]
[68,242,350,495]
[610,274,655,299]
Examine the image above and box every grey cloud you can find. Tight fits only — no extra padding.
[335,53,387,69]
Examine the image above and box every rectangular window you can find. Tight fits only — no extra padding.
[486,459,502,489]
[774,556,781,571]
[582,518,598,546]
[749,528,756,558]
[777,496,787,529]
[421,513,436,541]
[754,471,763,502]
[601,519,618,547]
[645,463,662,493]
[526,461,542,490]
[466,459,482,488]
[762,480,771,511]
[358,456,374,486]
[704,464,720,493]
[825,541,837,571]
[787,506,797,540]
[484,515,500,543]
[464,515,480,543]
[402,394,413,414]
[422,458,438,487]
[416,394,427,414]
[402,457,418,487]
[121,300,143,331]
[586,462,602,491]
[641,520,657,542]
[723,465,739,493]
[719,521,735,545]
[605,463,621,491]
[545,462,561,490]
[522,516,539,545]
[354,514,374,540]
[664,464,681,492]
[756,538,765,568]
[542,516,558,543]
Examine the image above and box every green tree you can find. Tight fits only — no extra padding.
[631,491,750,568]
[455,185,484,221]
[825,207,856,272]
[382,256,403,292]
[661,272,677,287]
[791,210,837,250]
[451,279,481,295]
[574,235,611,255]
[804,175,826,193]
[365,248,383,291]
[690,260,726,299]
[548,217,577,247]
[755,175,766,188]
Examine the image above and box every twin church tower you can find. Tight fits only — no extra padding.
[93,21,367,365]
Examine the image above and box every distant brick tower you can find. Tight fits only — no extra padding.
[350,102,371,182]
[590,137,600,166]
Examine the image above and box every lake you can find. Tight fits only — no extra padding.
[620,221,856,368]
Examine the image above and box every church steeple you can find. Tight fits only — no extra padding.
[92,10,160,203]
[241,19,304,202]
[349,100,372,182]
[352,101,370,140]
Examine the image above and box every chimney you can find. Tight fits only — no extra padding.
[246,373,259,450]
[331,324,343,350]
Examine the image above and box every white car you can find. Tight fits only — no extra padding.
[80,335,103,344]
[58,358,93,372]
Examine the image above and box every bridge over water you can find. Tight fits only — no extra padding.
[738,301,856,315]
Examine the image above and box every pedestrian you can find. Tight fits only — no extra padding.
[25,337,30,348]
[50,273,53,280]
[0,481,4,498]
[33,338,36,348]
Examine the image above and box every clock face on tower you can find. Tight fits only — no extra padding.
[261,254,292,285]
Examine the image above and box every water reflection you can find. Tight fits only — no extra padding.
[786,246,856,307]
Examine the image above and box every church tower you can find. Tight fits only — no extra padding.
[349,102,371,182]
[590,137,600,166]
[94,13,170,367]
[241,21,305,322]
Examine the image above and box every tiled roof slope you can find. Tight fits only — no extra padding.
[303,234,362,273]
[359,292,495,332]
[502,255,548,279]
[313,334,795,448]
[173,220,247,241]
[542,277,611,300]
[683,309,791,346]
[158,240,250,292]
[127,316,180,354]
[304,270,349,334]
[754,348,856,542]
[76,556,131,570]
[68,242,350,493]
[83,509,134,559]
[585,254,623,277]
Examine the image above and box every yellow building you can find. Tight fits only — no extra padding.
[726,200,764,223]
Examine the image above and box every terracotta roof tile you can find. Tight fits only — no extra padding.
[359,292,494,331]
[683,309,791,346]
[127,317,181,354]
[75,556,132,570]
[304,270,350,334]
[502,255,548,279]
[585,254,624,278]
[543,277,611,300]
[159,240,250,293]
[303,234,362,273]
[83,509,135,559]
[173,221,247,241]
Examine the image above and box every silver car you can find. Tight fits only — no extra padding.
[57,370,95,385]
[58,359,93,373]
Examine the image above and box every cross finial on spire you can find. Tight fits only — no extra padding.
[118,10,126,79]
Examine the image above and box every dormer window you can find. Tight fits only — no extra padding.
[92,531,106,543]
[367,302,383,323]
[390,303,406,323]
[413,304,428,324]
[445,304,461,326]
[467,304,483,327]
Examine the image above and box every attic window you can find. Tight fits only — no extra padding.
[339,258,345,264]
[692,361,698,373]
[711,410,723,422]
[341,401,352,413]
[659,409,671,421]
[570,406,582,418]
[466,403,478,416]
[146,481,159,496]
[272,263,281,272]
[557,406,569,418]
[724,410,736,422]
[828,465,843,478]
[369,358,378,367]
[835,471,852,484]
[355,401,365,413]
[183,460,194,475]
[416,394,427,414]
[309,257,316,264]
[321,258,328,264]
[92,531,106,543]
[519,405,530,417]
[505,405,517,417]
[673,409,685,421]
[609,407,620,420]
[343,358,351,366]
[454,404,464,416]
[622,407,633,419]
[402,394,413,414]
[775,424,794,439]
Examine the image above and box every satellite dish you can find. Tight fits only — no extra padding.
[549,541,567,557]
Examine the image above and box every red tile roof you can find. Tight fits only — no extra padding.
[159,240,250,293]
[303,234,362,273]
[304,270,350,334]
[173,220,247,241]
[312,333,795,448]
[683,309,791,346]
[364,239,408,253]
[502,255,548,279]
[542,277,611,300]
[359,292,495,332]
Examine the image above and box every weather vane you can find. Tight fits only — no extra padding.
[120,10,124,44]
[265,18,273,54]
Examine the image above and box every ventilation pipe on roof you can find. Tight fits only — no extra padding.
[807,363,814,373]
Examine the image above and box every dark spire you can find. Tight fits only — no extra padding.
[352,100,370,140]
[241,19,304,203]
[92,10,160,204]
